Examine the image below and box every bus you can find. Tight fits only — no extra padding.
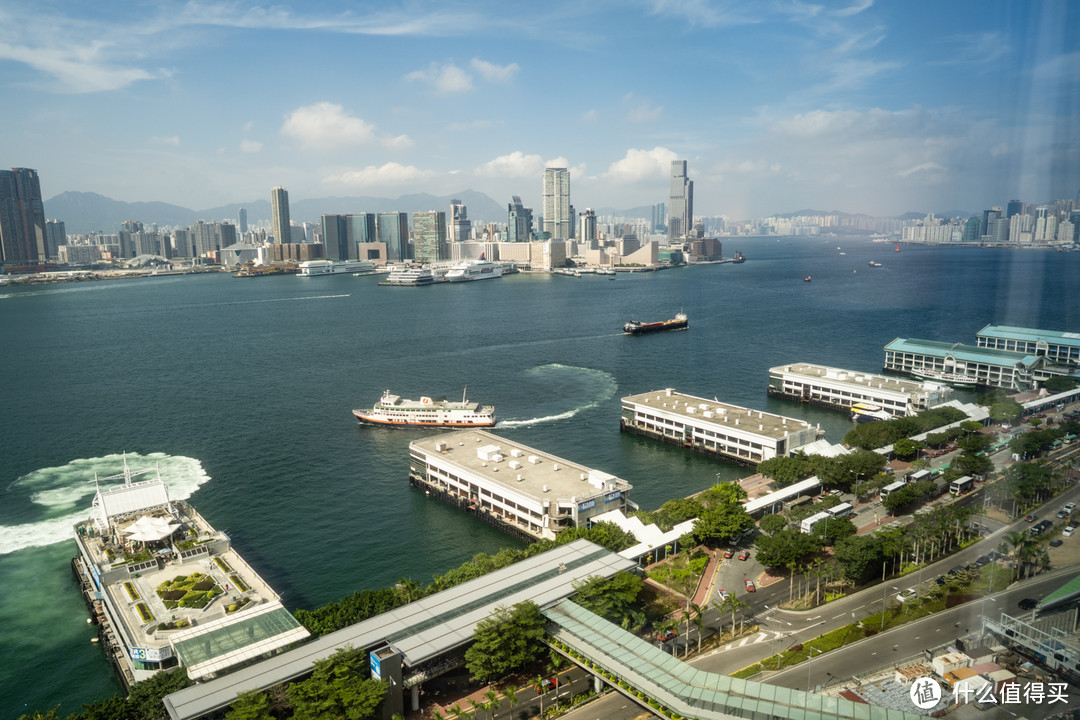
[826,502,854,519]
[881,481,906,499]
[949,476,974,496]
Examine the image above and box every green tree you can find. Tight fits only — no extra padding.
[1043,376,1079,392]
[126,667,192,720]
[572,571,645,630]
[811,516,857,546]
[753,528,822,569]
[954,452,993,477]
[224,691,274,720]
[833,534,884,585]
[957,433,992,454]
[989,398,1023,424]
[893,438,924,460]
[287,647,387,720]
[691,503,754,546]
[465,601,546,682]
[756,453,814,486]
[759,513,788,534]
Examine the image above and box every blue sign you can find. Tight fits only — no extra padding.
[578,500,596,511]
[370,650,382,680]
[604,491,621,503]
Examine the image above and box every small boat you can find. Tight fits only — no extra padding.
[803,275,812,282]
[850,402,893,423]
[895,243,901,252]
[910,368,978,388]
[868,261,882,267]
[731,251,745,263]
[624,312,688,335]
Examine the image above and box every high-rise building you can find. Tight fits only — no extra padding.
[413,211,448,263]
[322,213,376,260]
[507,196,533,243]
[0,167,47,265]
[542,168,572,240]
[1006,200,1023,218]
[44,219,66,261]
[668,161,693,242]
[651,202,666,233]
[237,208,248,235]
[377,212,410,262]
[271,186,290,244]
[578,208,597,244]
[450,199,471,243]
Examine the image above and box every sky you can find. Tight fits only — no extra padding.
[2,0,1078,219]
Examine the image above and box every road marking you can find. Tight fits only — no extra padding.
[832,613,846,619]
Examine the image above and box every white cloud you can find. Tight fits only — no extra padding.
[149,135,180,146]
[645,0,762,27]
[470,58,519,83]
[897,162,945,178]
[474,151,548,179]
[0,38,163,93]
[605,147,679,182]
[582,109,598,122]
[323,163,435,189]
[623,94,663,123]
[834,0,873,17]
[446,120,494,132]
[242,121,254,132]
[406,62,473,94]
[281,102,408,150]
[239,139,262,153]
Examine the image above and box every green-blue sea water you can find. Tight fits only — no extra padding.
[1,237,1077,717]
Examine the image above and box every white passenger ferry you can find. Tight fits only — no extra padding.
[383,266,435,285]
[297,259,376,276]
[445,258,504,282]
[353,390,496,427]
[849,402,894,423]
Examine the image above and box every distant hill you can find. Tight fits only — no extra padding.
[46,189,510,235]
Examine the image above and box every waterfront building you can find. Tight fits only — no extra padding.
[377,211,410,262]
[408,429,635,541]
[976,325,1080,367]
[270,186,290,244]
[620,389,821,466]
[188,221,237,258]
[507,196,534,242]
[668,161,693,242]
[0,167,47,265]
[412,210,447,263]
[767,362,953,417]
[72,458,307,687]
[542,167,572,240]
[320,214,351,260]
[882,338,1049,390]
[45,218,66,260]
[449,199,471,243]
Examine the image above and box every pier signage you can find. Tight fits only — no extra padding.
[370,650,382,680]
[604,491,621,503]
[577,500,596,511]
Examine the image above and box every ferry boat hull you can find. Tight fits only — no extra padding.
[353,390,496,427]
[624,313,688,335]
[298,259,376,276]
[445,260,504,282]
[910,369,977,388]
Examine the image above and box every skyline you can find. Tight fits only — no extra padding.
[2,1,1078,219]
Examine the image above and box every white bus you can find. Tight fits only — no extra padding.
[826,502,854,519]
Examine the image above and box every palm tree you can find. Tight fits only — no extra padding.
[729,595,750,634]
[501,683,519,720]
[448,703,468,720]
[431,709,447,720]
[533,675,547,716]
[484,689,500,719]
[687,601,704,653]
[467,699,484,719]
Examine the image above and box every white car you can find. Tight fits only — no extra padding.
[1064,526,1075,537]
[896,588,918,603]
[1064,502,1076,512]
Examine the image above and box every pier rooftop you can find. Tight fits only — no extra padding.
[621,389,815,439]
[410,429,631,503]
[770,362,941,395]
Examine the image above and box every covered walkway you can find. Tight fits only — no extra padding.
[543,599,927,720]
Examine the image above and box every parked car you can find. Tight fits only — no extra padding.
[1064,526,1075,537]
[738,550,750,561]
[1065,502,1076,512]
[717,589,730,601]
[656,630,676,643]
[1024,513,1038,522]
[744,579,756,592]
[1056,509,1070,519]
[1018,598,1038,610]
[1050,538,1063,547]
[723,548,735,559]
[975,555,991,566]
[896,588,918,603]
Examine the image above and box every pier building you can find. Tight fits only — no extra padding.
[767,362,952,417]
[72,458,307,687]
[619,389,821,466]
[976,325,1080,367]
[882,338,1050,390]
[408,430,635,541]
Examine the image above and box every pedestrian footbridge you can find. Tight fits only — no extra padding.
[543,599,927,720]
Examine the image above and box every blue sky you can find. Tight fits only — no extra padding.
[2,0,1078,218]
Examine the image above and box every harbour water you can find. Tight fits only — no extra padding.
[1,237,1077,717]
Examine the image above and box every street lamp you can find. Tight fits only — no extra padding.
[807,645,823,691]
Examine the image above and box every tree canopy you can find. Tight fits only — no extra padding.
[464,601,547,682]
[572,571,646,631]
[287,647,387,720]
[753,528,822,568]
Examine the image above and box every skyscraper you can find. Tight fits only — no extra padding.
[542,167,572,240]
[449,199,471,243]
[0,167,47,265]
[271,186,290,244]
[668,161,693,242]
[237,208,248,235]
[377,212,410,262]
[321,215,349,260]
[507,196,533,243]
[412,211,447,263]
[578,208,597,244]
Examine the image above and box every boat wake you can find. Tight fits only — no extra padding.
[498,364,618,428]
[0,453,210,555]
